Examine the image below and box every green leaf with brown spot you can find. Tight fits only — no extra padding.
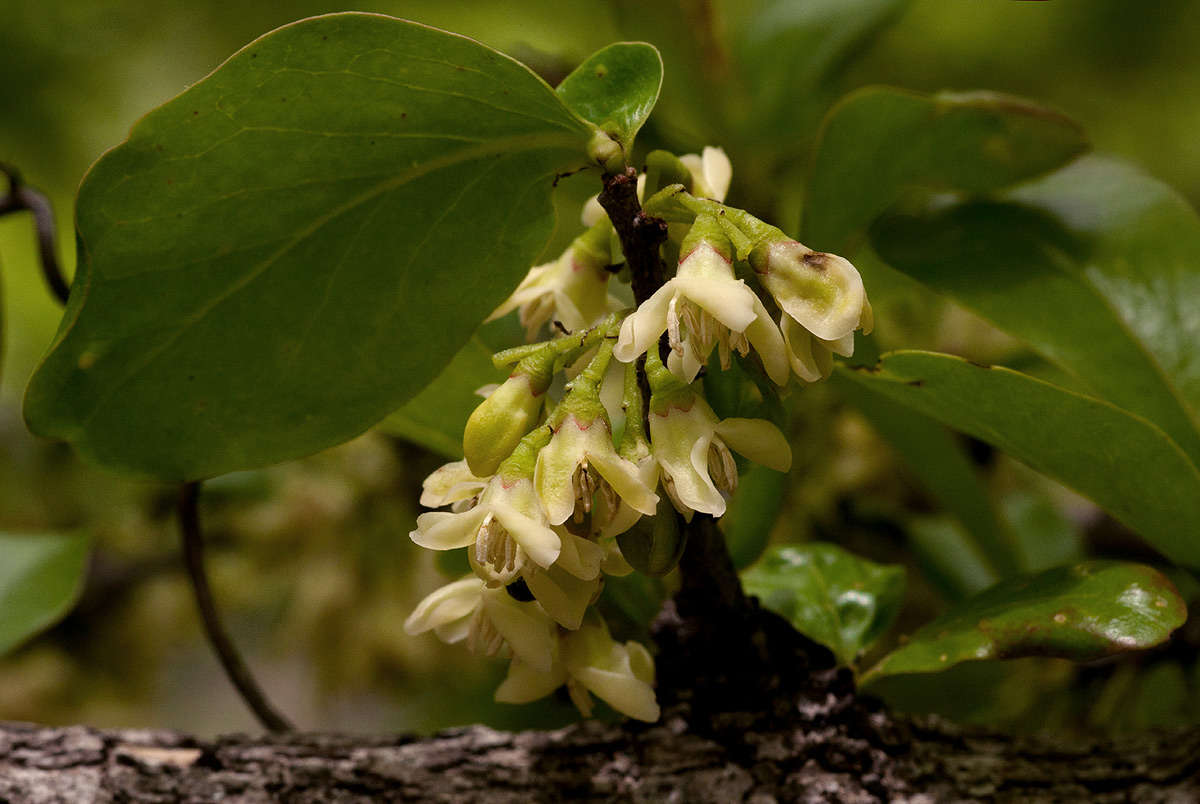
[862,561,1187,683]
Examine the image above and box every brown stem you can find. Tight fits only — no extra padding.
[178,481,294,733]
[0,164,71,305]
[596,169,750,618]
[598,167,667,307]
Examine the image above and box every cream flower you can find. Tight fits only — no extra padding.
[495,619,660,722]
[404,576,557,672]
[679,146,732,202]
[534,337,659,529]
[644,352,791,518]
[535,412,659,527]
[410,471,561,588]
[614,214,789,385]
[488,220,619,341]
[419,460,488,511]
[750,240,872,381]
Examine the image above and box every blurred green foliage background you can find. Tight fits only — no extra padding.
[2,0,1199,737]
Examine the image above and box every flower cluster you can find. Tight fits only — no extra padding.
[405,146,870,723]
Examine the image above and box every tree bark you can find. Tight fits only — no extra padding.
[4,596,1197,803]
[3,708,1198,802]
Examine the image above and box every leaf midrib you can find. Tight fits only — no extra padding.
[69,130,583,433]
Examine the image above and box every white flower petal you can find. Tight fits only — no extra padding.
[744,295,790,385]
[482,589,557,673]
[587,448,659,517]
[673,275,757,333]
[495,657,567,704]
[420,460,487,508]
[403,576,480,635]
[492,502,562,568]
[614,281,676,362]
[572,666,660,722]
[525,565,601,630]
[554,531,605,581]
[409,508,486,551]
[715,418,792,472]
[701,146,732,202]
[781,315,826,382]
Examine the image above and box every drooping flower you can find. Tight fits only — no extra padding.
[419,460,488,511]
[495,617,660,722]
[749,236,872,382]
[614,213,789,385]
[411,428,561,587]
[644,348,791,518]
[488,218,620,341]
[534,337,659,529]
[404,575,557,672]
[599,361,661,541]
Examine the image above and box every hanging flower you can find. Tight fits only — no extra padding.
[534,337,659,529]
[495,618,660,722]
[749,238,872,382]
[644,349,791,518]
[419,460,488,511]
[488,219,620,341]
[410,428,561,587]
[614,213,789,385]
[404,576,557,673]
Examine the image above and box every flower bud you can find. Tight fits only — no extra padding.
[463,350,555,477]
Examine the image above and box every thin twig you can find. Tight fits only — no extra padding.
[0,164,71,305]
[178,481,295,733]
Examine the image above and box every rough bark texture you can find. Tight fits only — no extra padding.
[4,589,1198,803]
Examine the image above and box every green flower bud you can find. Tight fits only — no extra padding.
[463,350,555,477]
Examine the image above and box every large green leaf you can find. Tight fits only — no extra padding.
[24,14,592,480]
[742,543,905,666]
[839,352,1200,568]
[556,42,661,158]
[862,561,1186,683]
[870,157,1200,466]
[0,532,90,656]
[804,87,1087,251]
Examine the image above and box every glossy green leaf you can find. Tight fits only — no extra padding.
[870,157,1200,466]
[862,561,1186,683]
[378,316,522,458]
[734,0,906,143]
[556,42,661,157]
[24,13,593,480]
[834,372,1017,577]
[804,87,1087,250]
[839,351,1200,568]
[0,531,90,655]
[742,543,905,666]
